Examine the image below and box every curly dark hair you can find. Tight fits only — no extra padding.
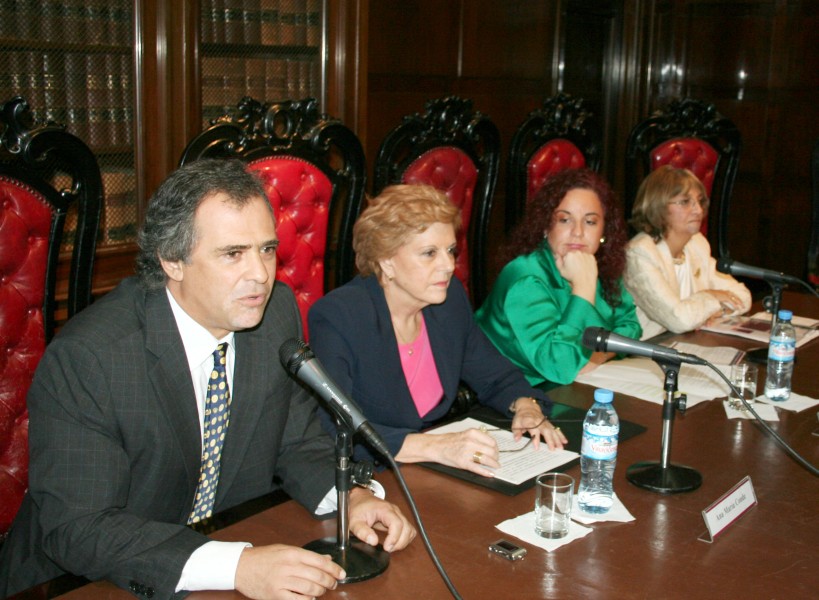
[499,168,628,306]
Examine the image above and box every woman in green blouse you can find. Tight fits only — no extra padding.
[476,169,641,386]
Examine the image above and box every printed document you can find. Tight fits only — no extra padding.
[425,417,578,484]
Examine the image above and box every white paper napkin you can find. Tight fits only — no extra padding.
[754,392,819,412]
[570,492,635,524]
[496,511,592,551]
[722,399,780,421]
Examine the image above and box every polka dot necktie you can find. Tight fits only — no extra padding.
[188,343,231,524]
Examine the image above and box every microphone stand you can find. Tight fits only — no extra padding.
[303,426,389,583]
[626,358,703,493]
[745,281,784,365]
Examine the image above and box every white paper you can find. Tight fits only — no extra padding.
[754,392,819,412]
[669,341,744,365]
[722,399,780,421]
[701,311,819,348]
[570,492,635,524]
[496,510,592,551]
[575,357,730,407]
[425,417,579,485]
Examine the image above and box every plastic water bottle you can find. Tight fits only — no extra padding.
[578,388,619,514]
[765,309,796,401]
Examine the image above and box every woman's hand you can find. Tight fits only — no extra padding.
[554,250,598,304]
[706,289,743,314]
[397,429,501,477]
[510,398,567,451]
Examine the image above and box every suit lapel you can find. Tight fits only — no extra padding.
[215,325,267,498]
[144,290,202,494]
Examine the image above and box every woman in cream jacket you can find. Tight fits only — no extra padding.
[624,166,751,339]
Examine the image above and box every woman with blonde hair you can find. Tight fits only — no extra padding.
[624,165,751,339]
[309,184,565,477]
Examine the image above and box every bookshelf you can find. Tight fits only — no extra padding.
[0,0,328,301]
[199,0,323,127]
[0,0,137,257]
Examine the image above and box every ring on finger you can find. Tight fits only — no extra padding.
[473,451,483,465]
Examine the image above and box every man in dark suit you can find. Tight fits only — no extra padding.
[0,159,414,599]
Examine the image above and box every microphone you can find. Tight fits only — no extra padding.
[279,338,390,457]
[582,327,707,366]
[717,257,801,286]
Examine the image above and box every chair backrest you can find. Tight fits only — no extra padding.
[372,96,500,308]
[179,97,366,336]
[506,93,602,233]
[809,139,819,287]
[625,98,742,259]
[0,96,102,538]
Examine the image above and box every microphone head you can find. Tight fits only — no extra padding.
[278,338,313,374]
[716,256,732,274]
[582,327,608,352]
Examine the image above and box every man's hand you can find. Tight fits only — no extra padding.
[348,487,417,552]
[235,544,344,599]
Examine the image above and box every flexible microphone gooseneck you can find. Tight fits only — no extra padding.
[582,327,707,366]
[279,339,464,599]
[717,257,819,298]
[581,328,819,479]
[716,257,802,286]
[279,338,391,457]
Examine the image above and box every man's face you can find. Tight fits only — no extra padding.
[162,192,278,339]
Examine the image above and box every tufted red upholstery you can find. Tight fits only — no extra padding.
[0,96,102,538]
[249,157,333,333]
[625,98,741,259]
[506,94,601,233]
[650,138,718,236]
[402,147,478,296]
[526,140,587,204]
[178,97,367,338]
[0,178,51,536]
[373,96,500,307]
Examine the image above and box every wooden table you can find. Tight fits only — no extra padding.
[45,292,819,598]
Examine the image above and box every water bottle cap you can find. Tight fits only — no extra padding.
[594,388,614,403]
[777,309,792,321]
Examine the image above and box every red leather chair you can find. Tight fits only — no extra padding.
[506,93,602,233]
[625,98,742,259]
[372,96,500,308]
[179,97,366,337]
[0,96,102,539]
[809,139,819,287]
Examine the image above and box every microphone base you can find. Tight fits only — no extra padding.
[626,461,702,494]
[303,537,389,584]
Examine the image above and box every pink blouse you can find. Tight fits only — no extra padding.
[397,315,444,418]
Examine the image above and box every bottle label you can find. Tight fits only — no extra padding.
[768,339,795,362]
[581,430,618,460]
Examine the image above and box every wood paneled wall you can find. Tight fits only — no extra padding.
[360,0,819,285]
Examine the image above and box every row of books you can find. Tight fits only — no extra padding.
[201,56,320,125]
[4,50,134,150]
[0,0,132,47]
[59,167,137,251]
[202,0,321,47]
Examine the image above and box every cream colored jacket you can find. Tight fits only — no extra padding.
[624,232,751,339]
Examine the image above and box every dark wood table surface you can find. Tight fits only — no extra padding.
[39,292,819,598]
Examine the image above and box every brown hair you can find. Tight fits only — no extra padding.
[630,165,709,240]
[353,184,462,279]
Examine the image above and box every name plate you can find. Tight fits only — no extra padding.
[698,475,757,543]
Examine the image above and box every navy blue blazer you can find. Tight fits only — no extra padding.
[308,275,551,462]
